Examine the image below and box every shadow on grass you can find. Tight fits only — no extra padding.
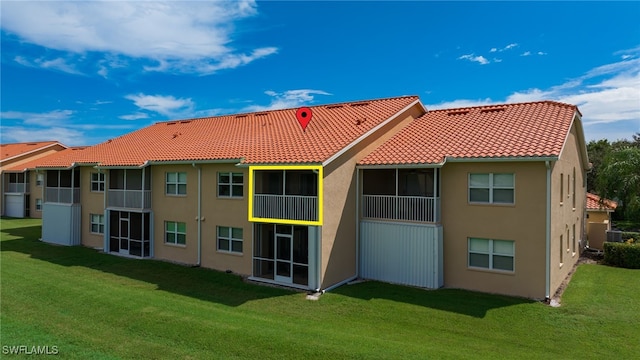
[332,280,535,318]
[1,223,294,307]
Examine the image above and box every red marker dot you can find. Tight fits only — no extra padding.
[296,107,312,132]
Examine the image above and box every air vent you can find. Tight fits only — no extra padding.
[350,102,370,107]
[26,143,38,145]
[447,110,469,116]
[255,112,268,117]
[235,115,248,118]
[166,122,177,125]
[179,120,191,124]
[480,107,506,113]
[325,105,343,109]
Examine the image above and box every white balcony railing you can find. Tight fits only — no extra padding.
[45,187,80,204]
[362,195,440,223]
[253,194,318,222]
[6,183,27,193]
[108,189,151,209]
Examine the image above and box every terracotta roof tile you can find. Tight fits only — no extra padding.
[359,101,579,165]
[586,192,617,211]
[38,96,420,167]
[0,141,65,162]
[4,147,88,171]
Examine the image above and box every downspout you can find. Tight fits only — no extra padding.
[192,163,202,266]
[545,161,552,300]
[355,168,360,279]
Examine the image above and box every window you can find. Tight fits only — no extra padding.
[218,172,243,198]
[36,173,44,186]
[468,238,514,271]
[572,167,576,208]
[217,226,243,253]
[572,224,576,254]
[165,221,186,245]
[560,235,564,264]
[166,172,187,195]
[91,173,105,192]
[469,173,514,204]
[36,198,42,211]
[90,214,104,234]
[560,173,564,203]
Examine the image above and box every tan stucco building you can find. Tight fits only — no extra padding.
[32,97,589,300]
[1,141,68,218]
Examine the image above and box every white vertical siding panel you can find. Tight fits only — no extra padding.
[360,220,443,288]
[42,203,82,246]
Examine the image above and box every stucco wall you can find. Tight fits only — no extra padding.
[198,163,252,275]
[321,102,425,288]
[28,171,43,219]
[549,120,587,297]
[80,167,106,249]
[151,164,200,265]
[441,161,547,299]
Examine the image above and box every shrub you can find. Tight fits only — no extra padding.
[604,242,640,269]
[622,232,640,242]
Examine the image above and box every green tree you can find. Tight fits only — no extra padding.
[596,146,640,221]
[586,139,611,193]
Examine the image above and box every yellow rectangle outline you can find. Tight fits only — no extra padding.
[248,165,323,226]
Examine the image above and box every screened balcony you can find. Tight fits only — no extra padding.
[107,168,151,209]
[4,172,29,193]
[45,169,80,204]
[252,170,319,222]
[361,168,440,223]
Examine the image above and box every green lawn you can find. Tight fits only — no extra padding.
[2,218,639,359]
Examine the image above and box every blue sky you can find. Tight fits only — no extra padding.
[1,1,639,146]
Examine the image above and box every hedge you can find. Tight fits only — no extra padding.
[604,242,640,269]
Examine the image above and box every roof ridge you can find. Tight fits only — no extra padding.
[427,100,577,113]
[152,95,421,125]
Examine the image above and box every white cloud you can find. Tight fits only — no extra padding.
[0,126,85,145]
[243,89,332,112]
[14,56,82,75]
[119,112,150,121]
[428,56,640,141]
[0,110,74,126]
[490,43,518,53]
[125,94,195,117]
[537,51,547,56]
[458,54,489,65]
[521,51,532,57]
[2,1,276,75]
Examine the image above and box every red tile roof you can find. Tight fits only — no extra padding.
[38,96,421,167]
[0,141,65,162]
[586,192,617,211]
[359,101,579,165]
[4,147,88,172]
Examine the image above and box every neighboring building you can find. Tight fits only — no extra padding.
[0,141,67,218]
[585,192,617,250]
[34,97,590,300]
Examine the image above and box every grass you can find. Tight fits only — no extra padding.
[2,217,639,359]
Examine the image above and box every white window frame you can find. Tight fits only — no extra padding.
[468,173,515,204]
[36,173,44,186]
[165,221,186,245]
[468,238,515,272]
[91,172,105,192]
[218,172,244,198]
[90,214,105,234]
[166,172,187,196]
[217,226,243,254]
[35,198,42,211]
